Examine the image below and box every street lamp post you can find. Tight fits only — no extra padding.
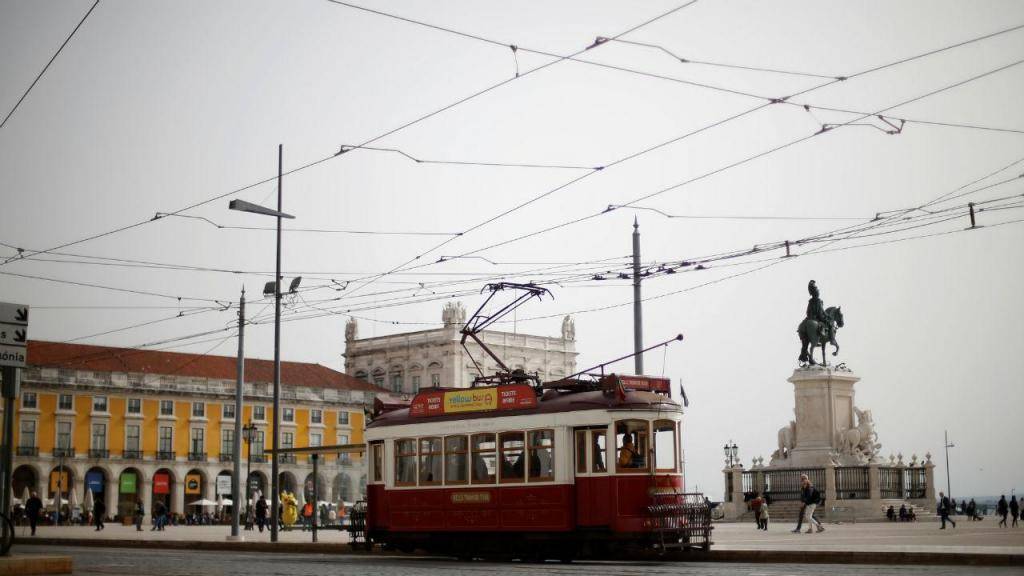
[242,421,257,529]
[229,144,294,542]
[724,440,739,468]
[944,430,955,499]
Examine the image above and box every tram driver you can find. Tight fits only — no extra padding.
[618,436,641,468]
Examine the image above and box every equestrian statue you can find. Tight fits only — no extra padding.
[797,280,844,366]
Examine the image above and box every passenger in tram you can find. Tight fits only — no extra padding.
[618,436,641,468]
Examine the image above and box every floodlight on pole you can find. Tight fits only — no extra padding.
[228,199,294,220]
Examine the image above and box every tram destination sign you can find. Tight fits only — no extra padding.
[0,301,29,368]
[410,384,537,417]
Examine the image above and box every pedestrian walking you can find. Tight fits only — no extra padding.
[25,491,43,536]
[799,475,824,533]
[255,497,268,533]
[1010,495,1019,527]
[93,497,106,531]
[758,500,770,530]
[134,498,145,531]
[938,491,956,529]
[152,499,166,531]
[749,493,764,529]
[997,495,1009,528]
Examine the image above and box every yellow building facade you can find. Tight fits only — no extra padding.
[7,341,378,520]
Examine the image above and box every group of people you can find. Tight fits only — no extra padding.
[746,474,824,534]
[996,495,1020,527]
[885,504,917,522]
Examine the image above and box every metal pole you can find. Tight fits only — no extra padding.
[0,367,16,525]
[246,427,252,529]
[944,430,953,499]
[632,217,643,374]
[230,289,245,539]
[311,454,318,543]
[56,453,62,526]
[271,143,282,543]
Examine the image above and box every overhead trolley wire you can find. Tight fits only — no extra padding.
[0,0,100,130]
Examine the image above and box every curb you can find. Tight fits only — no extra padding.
[17,538,1023,566]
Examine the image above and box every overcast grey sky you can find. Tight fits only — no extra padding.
[1,0,1022,499]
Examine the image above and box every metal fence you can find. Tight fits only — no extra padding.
[763,468,824,501]
[904,467,927,499]
[879,467,902,499]
[835,467,870,499]
[741,471,756,494]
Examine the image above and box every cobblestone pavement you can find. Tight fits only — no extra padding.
[23,545,1024,576]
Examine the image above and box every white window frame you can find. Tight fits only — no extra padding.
[282,407,295,423]
[337,411,350,426]
[158,425,174,453]
[159,400,175,417]
[191,401,206,418]
[310,409,322,425]
[222,403,236,420]
[124,424,141,453]
[21,392,38,410]
[126,398,143,416]
[252,405,266,422]
[91,422,107,450]
[55,420,73,451]
[92,395,108,414]
[57,393,74,412]
[19,418,37,448]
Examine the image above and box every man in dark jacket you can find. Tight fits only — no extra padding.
[997,495,1009,527]
[1010,495,1019,527]
[25,492,43,536]
[134,498,145,531]
[93,497,106,531]
[255,497,268,533]
[938,491,956,529]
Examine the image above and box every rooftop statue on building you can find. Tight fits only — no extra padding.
[442,301,466,327]
[797,280,844,366]
[345,318,358,342]
[561,315,575,341]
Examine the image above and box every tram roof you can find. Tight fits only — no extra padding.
[366,388,680,429]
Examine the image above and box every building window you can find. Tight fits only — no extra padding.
[355,371,368,382]
[253,405,265,421]
[92,423,107,450]
[159,400,174,416]
[471,433,496,484]
[222,403,235,420]
[221,429,234,456]
[431,374,440,387]
[281,432,294,449]
[412,375,421,390]
[390,374,403,392]
[19,420,36,448]
[282,408,294,423]
[158,426,173,453]
[21,392,37,409]
[191,428,205,454]
[127,398,142,415]
[310,433,322,448]
[338,411,350,426]
[373,377,384,388]
[444,435,468,485]
[57,421,72,450]
[311,409,322,425]
[192,402,205,418]
[92,396,108,413]
[58,394,73,411]
[126,425,141,452]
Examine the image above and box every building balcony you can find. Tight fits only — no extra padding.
[156,451,176,461]
[122,450,143,460]
[53,447,75,458]
[219,453,234,462]
[278,454,296,464]
[17,446,38,457]
[250,455,267,464]
[89,449,110,459]
[188,452,207,462]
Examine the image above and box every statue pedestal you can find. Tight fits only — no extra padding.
[776,365,860,467]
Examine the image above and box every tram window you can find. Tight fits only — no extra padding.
[395,438,417,486]
[499,431,526,483]
[575,431,587,474]
[528,429,554,482]
[471,433,496,484]
[419,437,443,485]
[444,435,468,485]
[615,420,649,471]
[371,442,383,483]
[591,431,607,473]
[654,420,677,471]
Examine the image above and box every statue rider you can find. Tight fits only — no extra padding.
[806,280,827,340]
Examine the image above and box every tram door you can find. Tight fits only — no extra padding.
[574,427,611,526]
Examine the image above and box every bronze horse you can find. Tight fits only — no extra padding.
[798,306,844,366]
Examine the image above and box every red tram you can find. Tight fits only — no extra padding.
[362,373,711,559]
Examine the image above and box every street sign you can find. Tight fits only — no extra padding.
[0,301,29,368]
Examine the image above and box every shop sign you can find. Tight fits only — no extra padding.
[85,471,104,494]
[185,474,201,495]
[216,475,233,495]
[153,473,170,495]
[120,473,137,494]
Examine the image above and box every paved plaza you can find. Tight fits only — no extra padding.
[18,545,1024,576]
[14,518,1024,556]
